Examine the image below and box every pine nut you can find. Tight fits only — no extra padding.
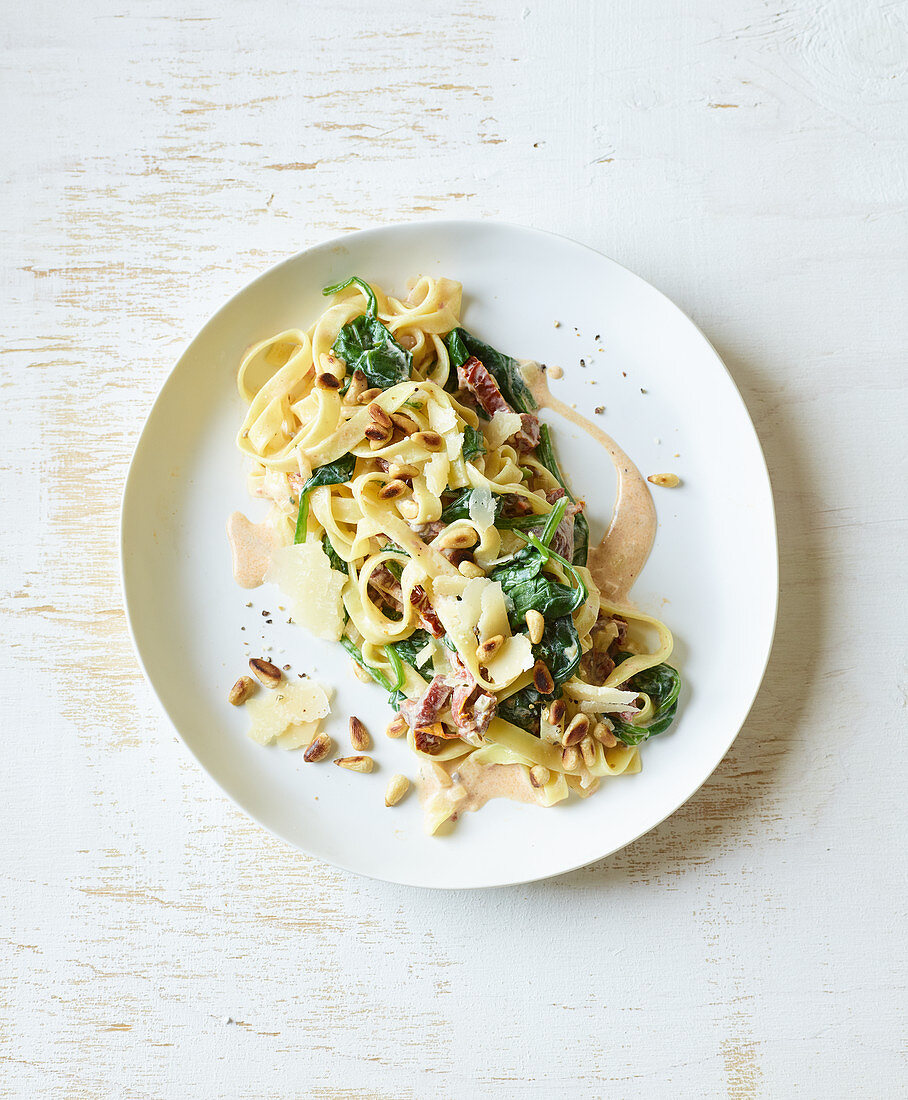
[249,658,282,688]
[364,422,393,443]
[391,412,420,434]
[378,479,409,500]
[580,735,596,768]
[525,609,545,645]
[647,472,681,488]
[303,733,332,762]
[315,372,341,390]
[386,715,408,739]
[562,745,580,770]
[476,634,504,662]
[529,765,550,788]
[398,499,419,520]
[334,755,374,773]
[367,402,393,431]
[228,676,256,706]
[349,716,371,751]
[547,699,566,727]
[358,387,383,404]
[385,774,411,806]
[389,462,419,479]
[413,430,444,451]
[563,713,590,747]
[532,659,555,694]
[458,561,485,578]
[593,720,618,747]
[345,369,368,403]
[351,660,373,683]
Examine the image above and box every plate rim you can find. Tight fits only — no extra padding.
[120,217,779,889]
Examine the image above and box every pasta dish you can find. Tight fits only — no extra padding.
[228,275,680,832]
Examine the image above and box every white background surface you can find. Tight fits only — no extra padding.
[2,1,906,1096]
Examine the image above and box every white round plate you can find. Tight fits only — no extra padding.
[121,220,777,889]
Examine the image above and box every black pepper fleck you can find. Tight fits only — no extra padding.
[640,388,647,394]
[594,406,605,414]
[580,359,586,368]
[261,610,269,617]
[594,334,601,341]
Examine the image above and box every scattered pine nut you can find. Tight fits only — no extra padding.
[334,755,374,773]
[385,774,411,806]
[249,658,282,688]
[647,473,681,488]
[303,734,332,763]
[349,716,371,751]
[386,715,408,739]
[525,609,545,645]
[228,676,256,706]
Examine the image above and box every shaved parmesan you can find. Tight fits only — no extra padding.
[266,541,346,641]
[468,486,496,533]
[424,450,449,497]
[483,411,523,449]
[245,679,332,747]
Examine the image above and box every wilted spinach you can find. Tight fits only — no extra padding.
[390,628,433,670]
[462,423,486,461]
[610,653,681,745]
[535,424,590,567]
[324,276,412,391]
[321,534,347,573]
[445,328,536,415]
[497,616,581,734]
[294,453,357,543]
[438,488,544,530]
[498,685,548,733]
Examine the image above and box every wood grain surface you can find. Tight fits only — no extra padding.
[2,1,906,1096]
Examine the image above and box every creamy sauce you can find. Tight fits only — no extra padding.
[419,756,544,825]
[522,361,657,606]
[227,512,275,589]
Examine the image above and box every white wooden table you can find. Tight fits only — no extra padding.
[3,2,905,1096]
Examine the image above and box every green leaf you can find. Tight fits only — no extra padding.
[390,628,433,670]
[324,277,412,391]
[535,424,589,567]
[321,534,347,573]
[462,423,486,461]
[445,328,537,415]
[294,453,357,543]
[498,685,548,735]
[534,615,581,686]
[384,644,405,691]
[610,655,682,746]
[438,488,545,530]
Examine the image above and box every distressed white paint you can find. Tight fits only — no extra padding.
[1,1,906,1096]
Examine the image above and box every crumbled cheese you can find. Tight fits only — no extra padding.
[468,486,496,533]
[245,679,332,747]
[483,411,524,449]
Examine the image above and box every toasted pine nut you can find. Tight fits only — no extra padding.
[364,422,393,443]
[367,402,393,431]
[458,561,485,578]
[525,609,545,645]
[334,754,374,773]
[647,472,681,488]
[249,658,282,688]
[351,660,373,683]
[345,369,368,403]
[439,527,479,550]
[391,411,420,435]
[563,713,590,747]
[580,735,597,768]
[385,774,411,806]
[303,733,332,762]
[529,765,550,789]
[476,634,504,662]
[228,676,256,706]
[358,387,383,404]
[389,462,419,479]
[315,372,341,390]
[593,720,618,747]
[386,714,408,739]
[378,479,409,501]
[398,499,419,520]
[412,430,443,451]
[547,699,566,727]
[349,716,371,751]
[369,436,388,451]
[562,745,580,770]
[532,659,555,695]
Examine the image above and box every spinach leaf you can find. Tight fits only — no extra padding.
[462,423,486,461]
[535,615,582,685]
[294,453,357,543]
[321,534,347,573]
[439,488,544,530]
[324,276,412,390]
[535,423,589,567]
[445,328,536,415]
[390,629,433,670]
[498,685,548,735]
[610,654,681,746]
